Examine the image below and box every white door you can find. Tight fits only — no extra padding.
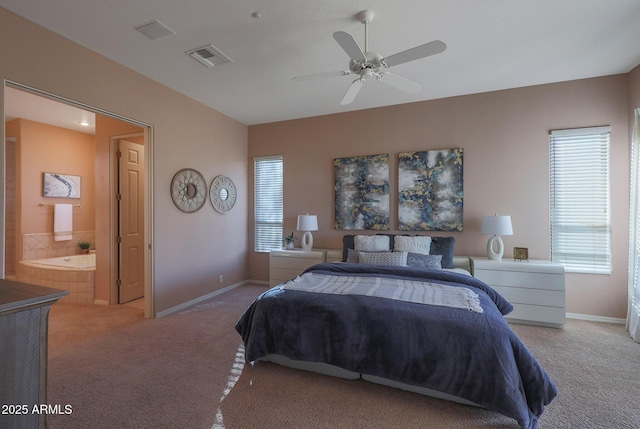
[118,139,145,303]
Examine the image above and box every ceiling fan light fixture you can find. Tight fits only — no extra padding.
[293,9,446,105]
[360,69,374,79]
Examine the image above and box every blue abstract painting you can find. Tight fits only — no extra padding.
[398,149,463,231]
[334,154,389,230]
[43,172,81,198]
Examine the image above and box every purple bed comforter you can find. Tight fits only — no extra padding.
[235,263,557,429]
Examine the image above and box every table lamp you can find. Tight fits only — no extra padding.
[297,214,318,251]
[481,215,513,260]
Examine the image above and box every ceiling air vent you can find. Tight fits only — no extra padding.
[186,44,233,68]
[134,20,175,41]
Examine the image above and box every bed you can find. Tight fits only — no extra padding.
[236,235,557,429]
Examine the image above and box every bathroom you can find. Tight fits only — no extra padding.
[4,85,146,306]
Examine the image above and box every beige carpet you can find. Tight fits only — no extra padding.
[45,284,640,429]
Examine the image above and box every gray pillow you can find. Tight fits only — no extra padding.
[407,253,443,270]
[429,237,456,269]
[359,250,408,266]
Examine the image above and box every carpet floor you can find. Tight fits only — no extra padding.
[45,284,640,428]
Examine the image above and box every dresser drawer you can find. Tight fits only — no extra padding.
[506,303,566,326]
[470,257,565,328]
[474,269,564,291]
[270,267,305,285]
[270,256,322,270]
[491,285,565,308]
[269,249,331,287]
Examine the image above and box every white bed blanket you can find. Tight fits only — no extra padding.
[282,272,483,313]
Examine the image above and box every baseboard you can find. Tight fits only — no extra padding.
[94,299,109,306]
[566,312,625,324]
[247,279,269,286]
[156,280,247,318]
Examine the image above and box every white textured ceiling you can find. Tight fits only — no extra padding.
[2,1,640,126]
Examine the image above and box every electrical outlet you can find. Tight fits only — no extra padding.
[219,275,224,283]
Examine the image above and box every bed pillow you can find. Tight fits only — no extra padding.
[430,237,456,269]
[359,250,408,267]
[394,236,432,255]
[342,234,394,261]
[346,248,389,263]
[354,235,391,252]
[406,253,442,270]
[342,234,454,265]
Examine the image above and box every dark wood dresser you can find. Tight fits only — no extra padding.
[0,280,67,429]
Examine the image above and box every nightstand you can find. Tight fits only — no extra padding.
[470,257,566,328]
[269,249,328,287]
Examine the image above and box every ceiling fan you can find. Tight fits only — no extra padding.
[292,10,446,105]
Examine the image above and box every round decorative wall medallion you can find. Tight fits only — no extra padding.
[170,168,207,213]
[210,175,237,213]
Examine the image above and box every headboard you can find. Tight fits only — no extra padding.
[341,234,457,268]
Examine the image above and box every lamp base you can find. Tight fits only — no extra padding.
[301,231,314,251]
[486,235,504,260]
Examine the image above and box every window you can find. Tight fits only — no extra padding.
[254,156,283,252]
[549,126,611,274]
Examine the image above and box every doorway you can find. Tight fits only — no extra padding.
[3,82,154,317]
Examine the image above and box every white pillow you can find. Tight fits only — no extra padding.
[394,236,432,255]
[359,250,408,267]
[354,235,390,252]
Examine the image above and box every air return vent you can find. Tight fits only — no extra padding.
[186,44,233,68]
[134,20,175,40]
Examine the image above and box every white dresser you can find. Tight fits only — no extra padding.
[470,257,566,328]
[269,249,328,287]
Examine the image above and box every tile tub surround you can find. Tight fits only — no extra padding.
[17,258,95,304]
[22,230,95,260]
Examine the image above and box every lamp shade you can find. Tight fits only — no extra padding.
[297,214,318,232]
[481,215,513,236]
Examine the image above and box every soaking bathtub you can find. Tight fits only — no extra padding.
[16,253,96,303]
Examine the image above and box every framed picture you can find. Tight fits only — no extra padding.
[43,172,81,198]
[514,247,529,261]
[334,153,389,230]
[398,148,464,231]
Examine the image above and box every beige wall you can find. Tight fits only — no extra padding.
[249,75,631,319]
[5,118,96,262]
[11,119,96,233]
[1,8,249,314]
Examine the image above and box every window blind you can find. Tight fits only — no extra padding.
[549,126,611,274]
[254,156,283,252]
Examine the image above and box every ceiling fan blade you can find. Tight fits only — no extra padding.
[292,70,351,81]
[341,78,366,105]
[378,72,422,94]
[382,40,446,68]
[333,31,366,62]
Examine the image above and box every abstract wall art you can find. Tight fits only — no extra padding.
[398,148,463,231]
[334,153,389,230]
[43,172,81,198]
